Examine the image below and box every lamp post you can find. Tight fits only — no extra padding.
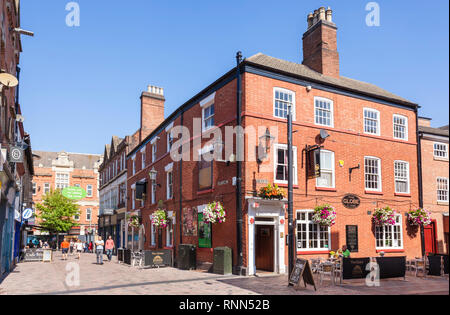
[287,105,295,278]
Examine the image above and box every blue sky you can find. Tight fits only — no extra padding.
[19,0,449,154]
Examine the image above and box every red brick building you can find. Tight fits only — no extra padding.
[32,151,102,242]
[418,118,449,255]
[127,7,422,275]
[1,0,34,274]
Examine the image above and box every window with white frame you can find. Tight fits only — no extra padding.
[364,108,380,135]
[167,132,174,152]
[365,157,382,191]
[434,143,448,159]
[151,223,156,247]
[131,188,135,209]
[203,103,215,131]
[437,178,449,202]
[166,217,174,247]
[167,171,173,200]
[316,150,335,188]
[296,210,330,251]
[87,184,93,197]
[132,158,136,175]
[274,144,298,185]
[314,97,334,127]
[86,208,92,221]
[376,214,403,249]
[394,161,410,194]
[152,143,157,163]
[44,183,50,194]
[142,151,146,169]
[74,213,80,221]
[55,173,70,190]
[274,88,295,120]
[151,182,156,205]
[32,182,36,195]
[393,114,408,140]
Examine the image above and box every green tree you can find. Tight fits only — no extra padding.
[35,190,80,235]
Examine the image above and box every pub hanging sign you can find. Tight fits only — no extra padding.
[306,146,321,179]
[342,194,361,209]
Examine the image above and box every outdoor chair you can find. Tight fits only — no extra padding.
[131,251,144,268]
[405,259,412,272]
[334,258,343,285]
[412,257,427,277]
[310,258,322,274]
[318,262,335,286]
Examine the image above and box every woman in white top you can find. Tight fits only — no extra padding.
[76,240,84,260]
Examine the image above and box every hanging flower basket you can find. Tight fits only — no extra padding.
[128,215,140,229]
[372,207,397,226]
[150,210,168,228]
[312,204,336,227]
[258,183,285,200]
[407,208,432,226]
[203,201,226,224]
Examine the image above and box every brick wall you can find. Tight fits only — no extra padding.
[421,137,449,254]
[242,72,421,261]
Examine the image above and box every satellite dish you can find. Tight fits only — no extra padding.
[0,73,18,88]
[320,129,330,140]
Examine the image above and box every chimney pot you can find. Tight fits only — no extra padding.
[326,7,333,22]
[313,9,319,24]
[319,7,326,21]
[147,85,164,96]
[307,13,314,28]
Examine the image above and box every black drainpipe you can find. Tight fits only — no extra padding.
[179,111,184,247]
[415,107,425,257]
[235,52,244,275]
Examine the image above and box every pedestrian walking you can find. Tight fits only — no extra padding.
[61,239,70,260]
[95,237,105,265]
[89,241,93,253]
[76,239,83,259]
[84,241,89,253]
[69,240,74,255]
[105,236,115,262]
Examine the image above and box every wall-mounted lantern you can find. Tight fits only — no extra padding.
[257,128,275,164]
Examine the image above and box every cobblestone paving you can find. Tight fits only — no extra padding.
[220,273,449,295]
[1,252,448,295]
[0,253,256,295]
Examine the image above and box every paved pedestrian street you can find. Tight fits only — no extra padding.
[0,252,448,295]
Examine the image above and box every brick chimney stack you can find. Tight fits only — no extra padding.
[302,6,340,78]
[140,85,165,142]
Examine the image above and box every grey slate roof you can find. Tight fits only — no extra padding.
[419,126,450,137]
[33,151,102,170]
[246,53,417,107]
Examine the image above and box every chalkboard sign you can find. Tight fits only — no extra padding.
[346,225,359,252]
[23,249,44,262]
[289,259,316,291]
[144,250,173,268]
[342,258,370,280]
